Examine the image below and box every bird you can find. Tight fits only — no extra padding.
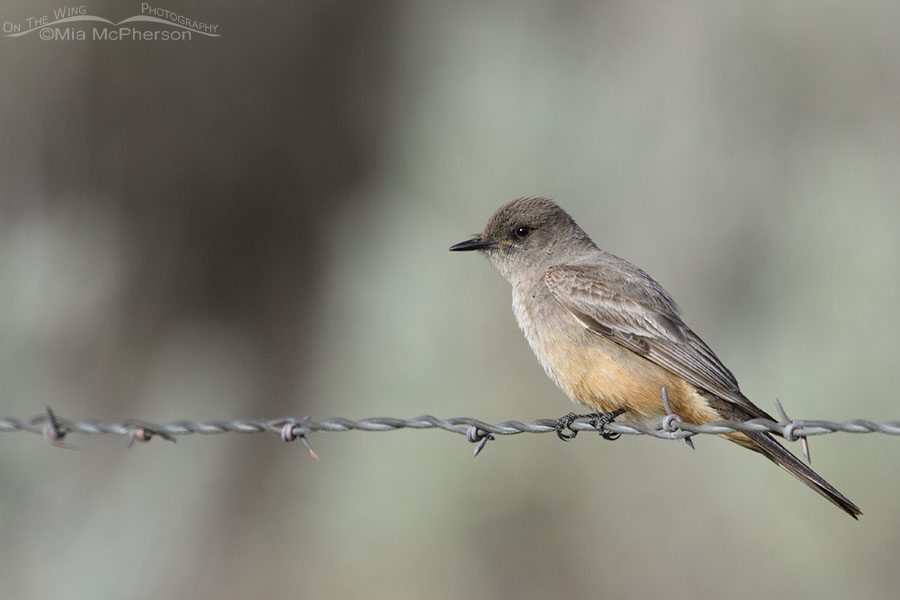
[450,197,861,518]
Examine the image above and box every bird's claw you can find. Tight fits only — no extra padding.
[556,409,627,441]
[555,413,581,441]
[592,408,627,440]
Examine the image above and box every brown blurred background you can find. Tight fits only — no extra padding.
[2,1,899,598]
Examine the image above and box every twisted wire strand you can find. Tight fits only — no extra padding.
[2,411,899,449]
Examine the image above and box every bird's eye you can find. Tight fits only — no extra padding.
[514,226,532,239]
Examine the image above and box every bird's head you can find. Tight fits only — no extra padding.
[450,197,594,283]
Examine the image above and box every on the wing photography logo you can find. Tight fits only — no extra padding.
[3,3,220,41]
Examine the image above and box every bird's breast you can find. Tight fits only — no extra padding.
[511,281,594,394]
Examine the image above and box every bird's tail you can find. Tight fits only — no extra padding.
[745,431,862,519]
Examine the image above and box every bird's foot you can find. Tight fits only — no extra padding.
[592,408,627,440]
[556,408,627,441]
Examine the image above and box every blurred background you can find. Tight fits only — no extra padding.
[2,1,899,598]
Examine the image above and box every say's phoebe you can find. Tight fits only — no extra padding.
[450,197,861,518]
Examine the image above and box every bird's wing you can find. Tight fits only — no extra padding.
[545,264,768,418]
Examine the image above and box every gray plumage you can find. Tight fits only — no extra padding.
[451,197,861,518]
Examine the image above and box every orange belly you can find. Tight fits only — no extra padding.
[545,335,723,426]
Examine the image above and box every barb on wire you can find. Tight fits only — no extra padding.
[660,386,694,450]
[775,397,811,463]
[1,409,899,460]
[281,420,319,461]
[466,425,495,457]
[41,407,77,451]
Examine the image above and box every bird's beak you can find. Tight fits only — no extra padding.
[449,236,497,252]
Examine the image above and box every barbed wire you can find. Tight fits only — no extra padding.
[1,406,898,459]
